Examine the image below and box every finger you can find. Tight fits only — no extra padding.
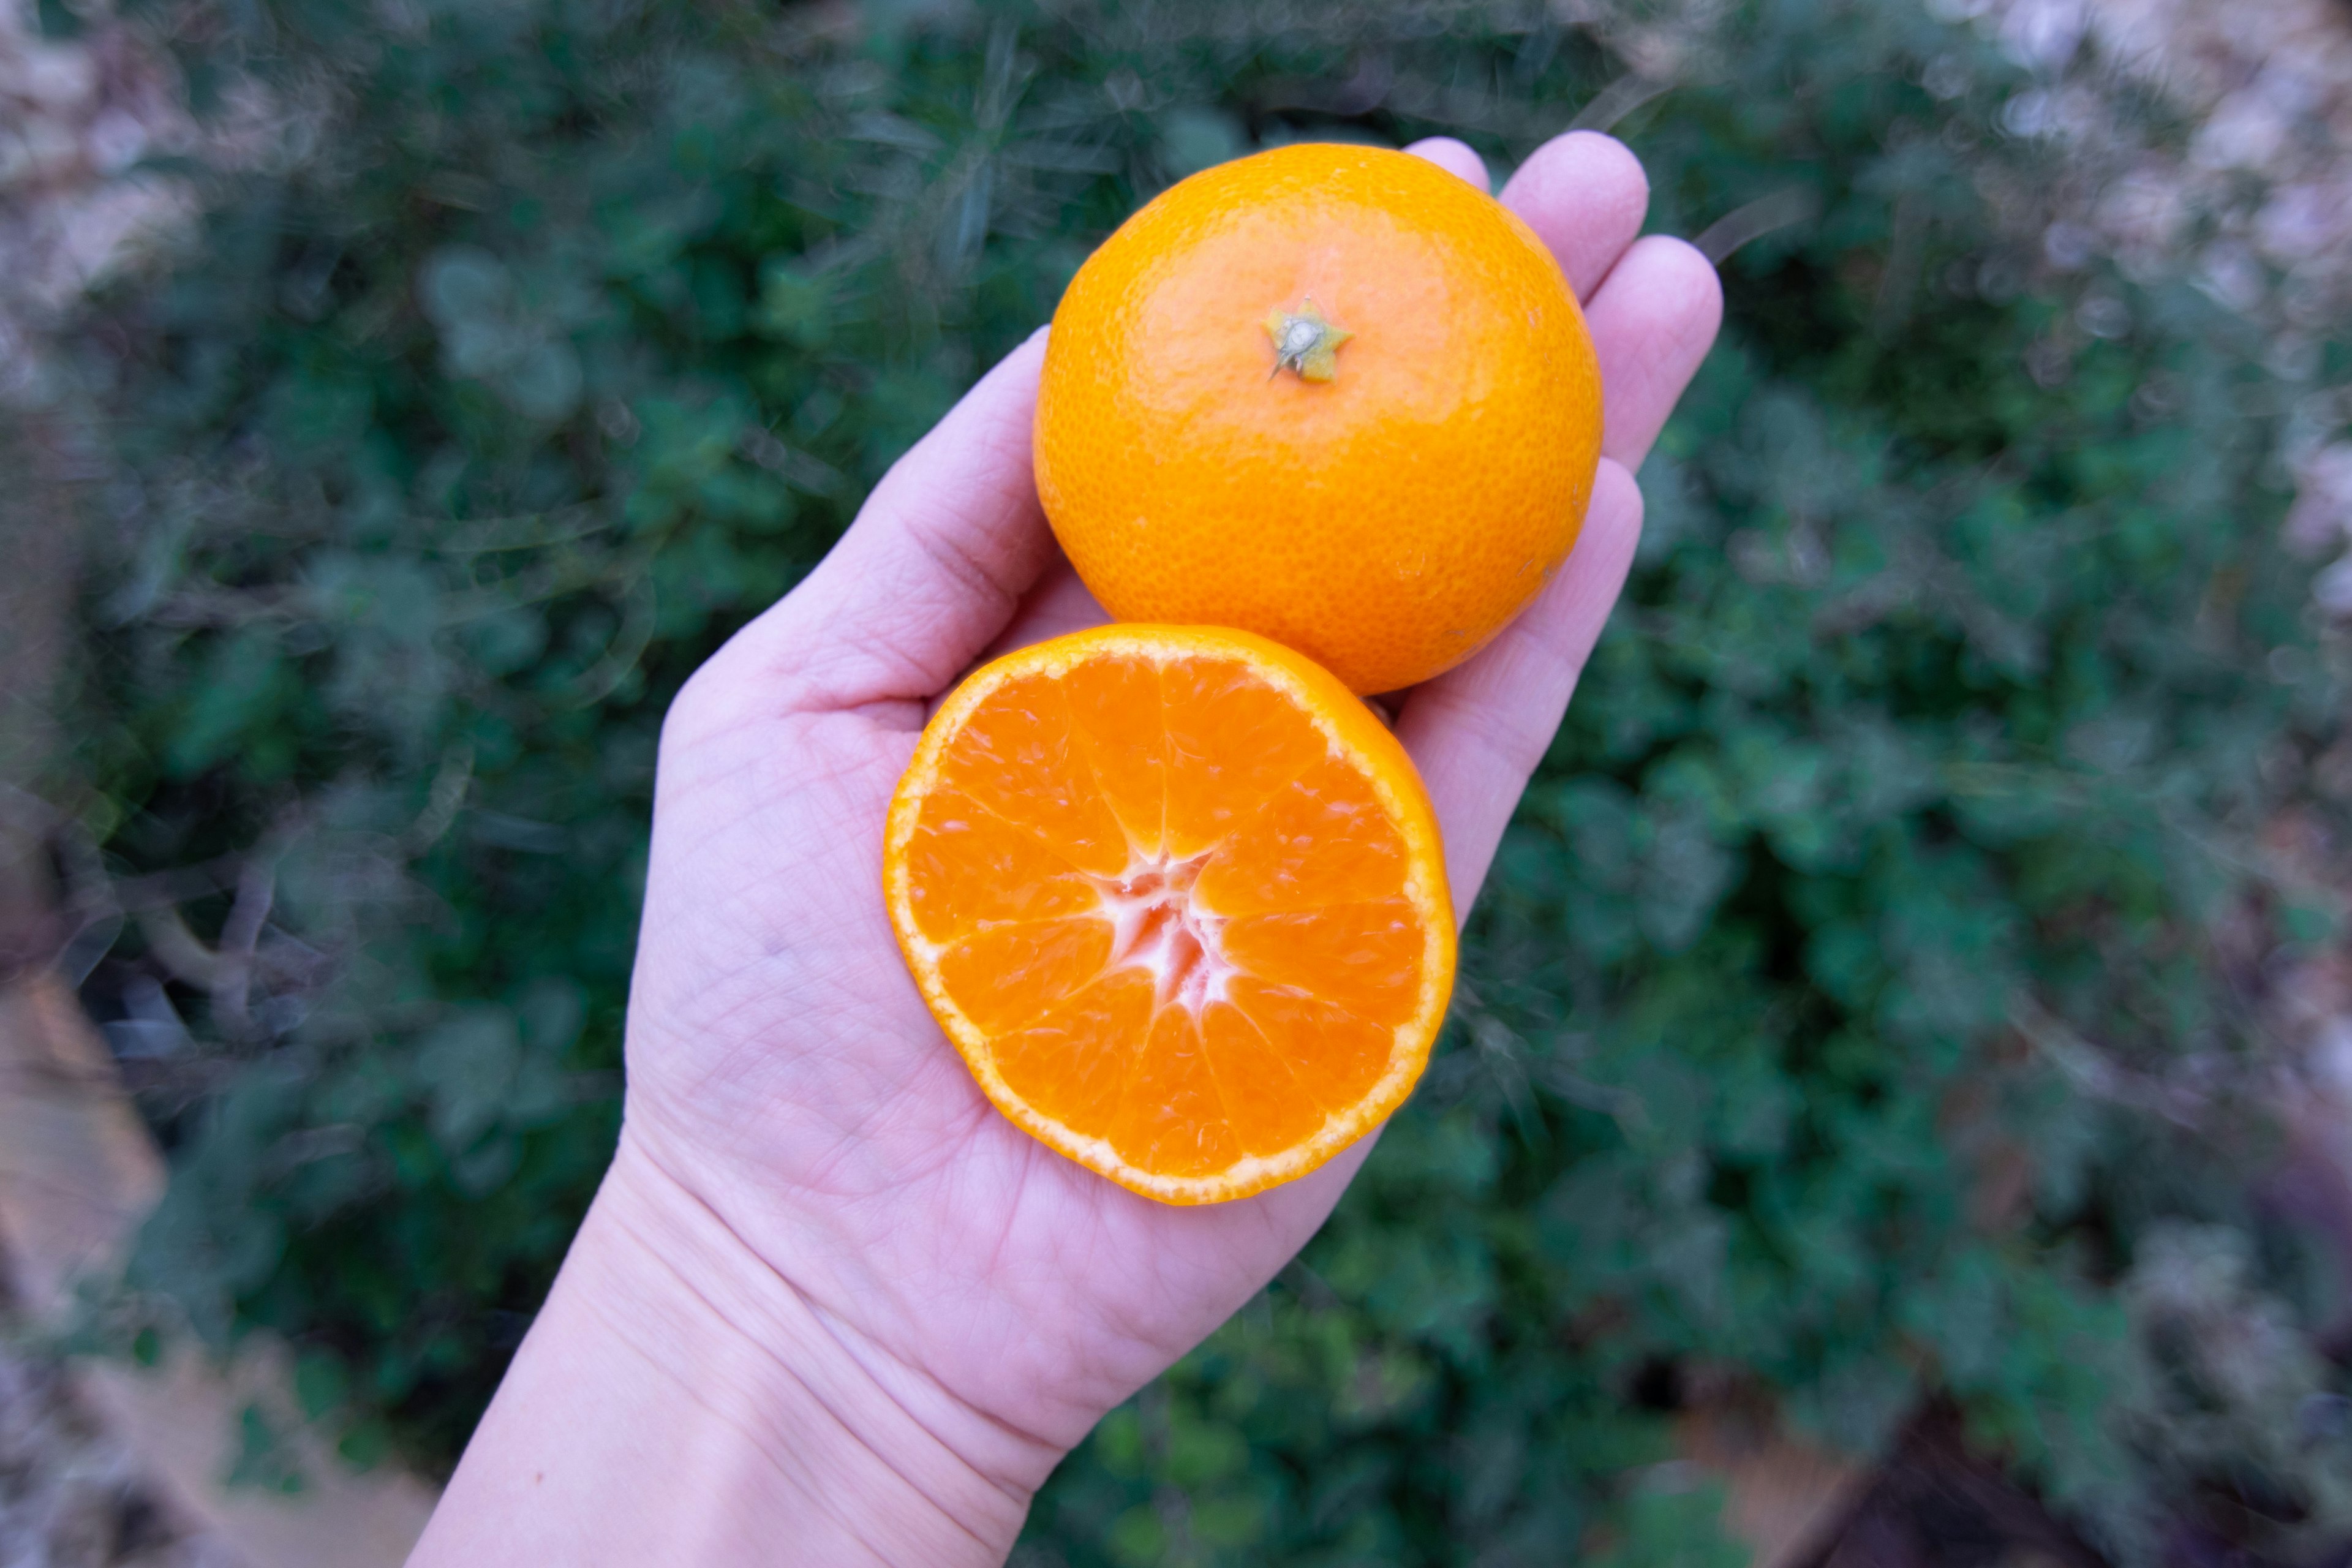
[699,330,1057,723]
[1393,459,1644,908]
[1403,135,1489,190]
[932,561,1109,723]
[1498,131,1650,301]
[971,560,1110,669]
[1585,235,1724,470]
[1235,1127,1376,1243]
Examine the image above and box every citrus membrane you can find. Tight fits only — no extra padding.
[883,624,1455,1204]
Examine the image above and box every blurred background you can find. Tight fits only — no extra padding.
[3,0,2352,1563]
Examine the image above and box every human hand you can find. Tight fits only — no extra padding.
[412,131,1721,1567]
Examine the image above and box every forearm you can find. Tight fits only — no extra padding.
[409,1137,1042,1567]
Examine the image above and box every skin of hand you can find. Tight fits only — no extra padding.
[409,131,1722,1567]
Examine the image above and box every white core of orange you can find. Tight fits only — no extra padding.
[1090,848,1233,1014]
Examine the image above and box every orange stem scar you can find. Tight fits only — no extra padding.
[1263,298,1353,382]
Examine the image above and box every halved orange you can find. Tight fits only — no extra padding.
[883,624,1455,1204]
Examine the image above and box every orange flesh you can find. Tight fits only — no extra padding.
[896,641,1445,1193]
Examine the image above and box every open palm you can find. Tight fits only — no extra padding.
[611,130,1720,1533]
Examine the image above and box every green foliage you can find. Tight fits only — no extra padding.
[53,0,2352,1561]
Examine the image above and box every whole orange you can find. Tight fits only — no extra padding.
[1035,142,1605,695]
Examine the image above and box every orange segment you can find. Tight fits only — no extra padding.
[935,917,1111,1034]
[905,790,1104,942]
[1107,1006,1240,1180]
[937,672,1130,875]
[1161,656,1330,856]
[993,970,1156,1141]
[1220,899,1427,1025]
[1061,655,1167,856]
[1200,1000,1328,1158]
[1226,977,1397,1115]
[1193,757,1409,916]
[883,625,1455,1205]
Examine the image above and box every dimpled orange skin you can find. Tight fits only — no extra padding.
[1035,142,1605,696]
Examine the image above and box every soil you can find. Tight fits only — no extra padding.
[0,1292,226,1568]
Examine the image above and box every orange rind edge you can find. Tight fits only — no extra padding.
[881,623,1456,1205]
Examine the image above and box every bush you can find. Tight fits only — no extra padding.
[47,0,2352,1560]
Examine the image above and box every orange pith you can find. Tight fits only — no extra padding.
[883,625,1456,1205]
[1035,142,1605,696]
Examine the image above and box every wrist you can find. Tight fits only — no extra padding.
[411,1133,1051,1567]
